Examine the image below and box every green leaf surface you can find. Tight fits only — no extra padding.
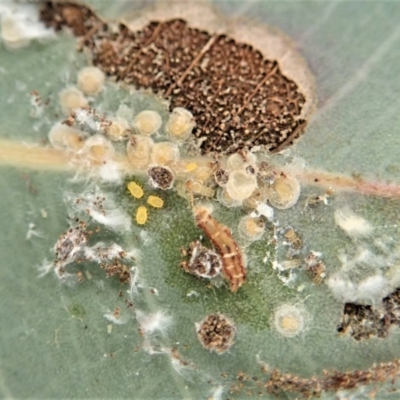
[1,1,400,399]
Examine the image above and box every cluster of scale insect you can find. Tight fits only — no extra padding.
[39,22,319,365]
[49,75,311,365]
[208,151,301,212]
[47,59,202,196]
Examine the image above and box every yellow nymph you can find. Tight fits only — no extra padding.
[147,195,164,209]
[127,181,144,199]
[184,162,198,172]
[136,206,148,225]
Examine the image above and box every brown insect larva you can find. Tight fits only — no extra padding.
[194,206,246,292]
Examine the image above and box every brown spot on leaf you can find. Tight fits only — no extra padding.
[40,1,312,155]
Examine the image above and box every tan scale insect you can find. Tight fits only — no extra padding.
[283,228,302,250]
[186,179,214,198]
[194,206,246,292]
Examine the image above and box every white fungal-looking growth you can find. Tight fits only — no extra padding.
[89,208,130,231]
[37,258,54,277]
[334,207,373,237]
[267,174,301,210]
[136,310,173,337]
[128,267,140,299]
[326,275,355,302]
[77,66,105,95]
[133,110,162,136]
[0,3,55,49]
[163,347,195,378]
[250,202,274,222]
[83,242,137,263]
[48,122,86,151]
[59,86,88,116]
[73,107,102,131]
[103,310,128,325]
[327,273,390,303]
[96,160,122,184]
[54,266,78,287]
[273,304,308,338]
[166,107,196,142]
[337,246,373,273]
[140,345,194,378]
[126,135,154,169]
[69,189,131,231]
[29,91,44,118]
[209,386,225,400]
[26,222,43,240]
[169,353,191,378]
[357,275,388,300]
[225,169,257,202]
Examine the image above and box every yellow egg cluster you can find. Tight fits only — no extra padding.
[126,180,164,225]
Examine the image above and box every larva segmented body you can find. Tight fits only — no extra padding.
[194,206,246,292]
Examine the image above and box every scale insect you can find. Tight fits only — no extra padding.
[136,205,148,225]
[194,206,246,292]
